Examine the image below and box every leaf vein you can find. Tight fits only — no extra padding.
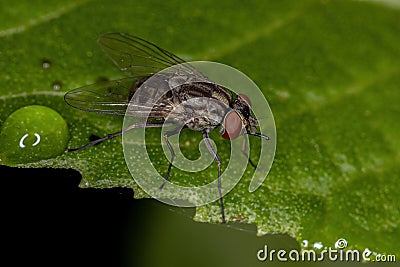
[0,0,91,37]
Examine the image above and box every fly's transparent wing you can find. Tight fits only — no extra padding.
[65,34,212,120]
[64,77,134,115]
[98,33,208,80]
[64,77,171,120]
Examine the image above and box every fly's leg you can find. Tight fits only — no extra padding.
[243,131,270,169]
[203,131,226,223]
[241,136,257,169]
[67,130,123,152]
[159,126,185,190]
[241,136,264,171]
[66,122,164,152]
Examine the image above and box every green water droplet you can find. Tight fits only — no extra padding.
[52,81,62,90]
[0,105,69,165]
[41,59,52,69]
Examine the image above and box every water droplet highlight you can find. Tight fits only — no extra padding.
[19,133,41,148]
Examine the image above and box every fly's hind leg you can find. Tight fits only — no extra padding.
[66,122,164,152]
[202,130,226,223]
[67,131,124,152]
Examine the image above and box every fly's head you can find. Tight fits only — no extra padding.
[221,94,263,140]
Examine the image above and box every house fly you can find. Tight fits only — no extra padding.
[64,33,269,223]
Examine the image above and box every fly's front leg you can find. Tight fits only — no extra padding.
[241,135,264,171]
[159,126,184,190]
[241,135,257,169]
[203,131,226,223]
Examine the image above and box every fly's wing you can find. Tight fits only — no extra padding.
[64,77,167,120]
[98,33,208,80]
[64,77,134,115]
[65,33,211,120]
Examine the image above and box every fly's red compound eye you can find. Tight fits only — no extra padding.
[221,111,243,140]
[237,94,251,107]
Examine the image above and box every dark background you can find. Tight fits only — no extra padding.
[2,166,398,267]
[0,166,292,266]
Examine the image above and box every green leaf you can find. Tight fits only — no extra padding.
[1,0,399,258]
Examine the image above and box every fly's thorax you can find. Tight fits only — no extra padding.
[172,82,232,105]
[233,97,251,120]
[168,74,190,89]
[211,84,233,107]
